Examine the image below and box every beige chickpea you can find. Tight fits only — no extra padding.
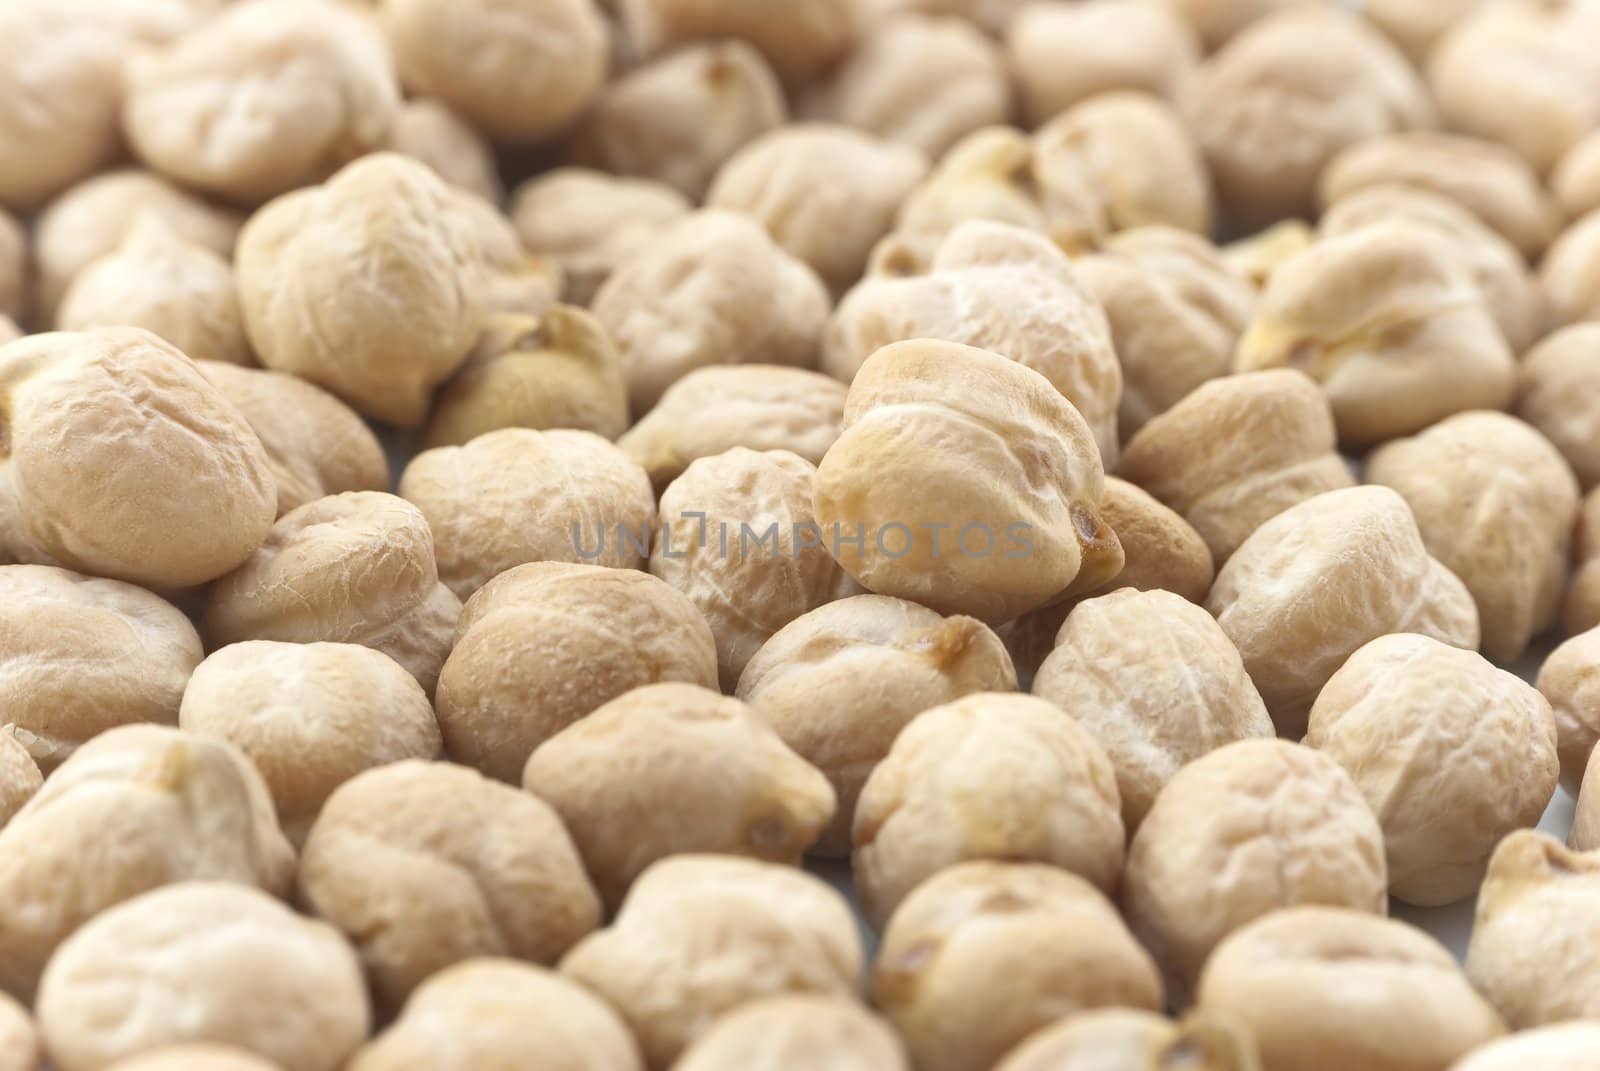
[1467,831,1600,1028]
[802,14,1008,160]
[617,0,857,82]
[236,154,488,427]
[1366,412,1579,662]
[1536,625,1600,796]
[511,169,690,307]
[204,492,463,696]
[524,682,834,909]
[32,170,243,322]
[570,42,786,202]
[1360,0,1479,66]
[0,209,22,324]
[1180,8,1431,229]
[994,1009,1261,1071]
[180,642,441,845]
[197,361,389,518]
[677,996,907,1071]
[1221,219,1313,290]
[1165,0,1314,51]
[37,882,369,1071]
[1073,226,1254,438]
[1555,131,1600,221]
[107,1048,285,1071]
[619,365,846,493]
[1577,747,1600,850]
[1567,489,1600,636]
[1236,223,1514,445]
[2,328,275,587]
[874,861,1162,1071]
[1540,209,1600,331]
[1034,589,1273,833]
[347,959,641,1071]
[124,0,398,204]
[1306,634,1558,906]
[1197,907,1506,1071]
[826,221,1122,463]
[57,216,251,366]
[737,594,1015,856]
[437,562,718,782]
[862,0,1023,35]
[561,854,863,1071]
[1123,739,1388,995]
[1449,1024,1600,1071]
[453,191,563,319]
[386,98,503,205]
[0,730,40,830]
[0,725,294,1003]
[0,993,35,1071]
[297,760,599,1012]
[1428,1,1600,177]
[593,210,829,416]
[1119,369,1353,564]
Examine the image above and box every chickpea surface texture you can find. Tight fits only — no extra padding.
[385,98,502,205]
[1540,209,1600,332]
[1518,325,1600,489]
[675,996,907,1071]
[1555,131,1600,221]
[1537,625,1600,798]
[992,1009,1261,1071]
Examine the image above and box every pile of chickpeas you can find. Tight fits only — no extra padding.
[6,0,1600,1068]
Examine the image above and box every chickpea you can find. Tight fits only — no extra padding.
[37,882,369,1071]
[297,760,600,1013]
[1449,1024,1600,1071]
[676,996,907,1071]
[1221,219,1313,290]
[1165,0,1314,51]
[0,730,40,830]
[436,562,718,782]
[1366,412,1579,662]
[1197,907,1506,1071]
[0,994,35,1071]
[874,861,1162,1071]
[1540,209,1600,331]
[0,725,294,1003]
[617,0,857,83]
[107,1048,284,1071]
[862,0,1022,36]
[1536,625,1600,795]
[0,209,23,324]
[386,98,503,205]
[561,854,864,1070]
[1566,488,1600,636]
[1554,131,1600,221]
[454,190,563,319]
[1575,747,1600,852]
[993,1009,1260,1071]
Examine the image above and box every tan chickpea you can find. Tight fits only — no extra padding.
[874,861,1162,1071]
[1536,625,1600,795]
[1449,1024,1600,1071]
[676,996,908,1071]
[1123,739,1388,996]
[0,209,22,324]
[569,42,787,202]
[1034,589,1273,833]
[561,854,864,1071]
[386,98,503,205]
[1197,907,1506,1071]
[124,0,399,204]
[107,1047,285,1071]
[1366,412,1579,662]
[617,0,857,82]
[0,730,40,830]
[0,993,35,1071]
[1180,8,1431,229]
[1555,131,1600,220]
[802,14,1008,160]
[204,492,463,696]
[1540,209,1600,331]
[993,1009,1261,1071]
[436,562,718,782]
[1165,0,1314,51]
[826,220,1122,463]
[297,760,600,1013]
[1221,219,1313,290]
[593,210,830,416]
[1307,634,1559,906]
[0,725,294,1003]
[347,959,642,1071]
[453,191,563,318]
[511,169,690,307]
[1467,831,1600,1028]
[37,882,369,1071]
[1566,489,1600,636]
[1236,223,1514,445]
[1359,0,1478,66]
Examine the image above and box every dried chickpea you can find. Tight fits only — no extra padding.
[386,98,503,205]
[1574,746,1600,851]
[1197,907,1506,1071]
[1449,1024,1600,1071]
[1165,0,1313,51]
[124,0,399,204]
[561,854,864,1071]
[1235,223,1514,445]
[1072,226,1254,437]
[874,861,1162,1071]
[1567,489,1600,636]
[1034,589,1272,833]
[347,959,642,1071]
[825,221,1122,463]
[0,725,294,1003]
[1540,209,1600,331]
[107,1048,284,1071]
[802,14,1008,160]
[1366,412,1579,662]
[57,216,252,366]
[511,168,690,307]
[993,1009,1260,1071]
[1307,634,1558,905]
[197,361,388,518]
[297,760,599,1012]
[593,210,829,416]
[454,191,563,318]
[1118,369,1353,564]
[436,562,719,782]
[0,994,35,1071]
[1554,131,1600,221]
[1467,831,1600,1028]
[569,42,786,202]
[1,328,275,587]
[37,882,369,1071]
[235,154,488,427]
[617,0,857,82]
[1221,218,1313,290]
[707,124,929,294]
[1537,626,1600,795]
[618,365,845,493]
[1359,0,1479,66]
[0,730,40,830]
[381,0,606,144]
[524,682,834,909]
[0,209,22,324]
[676,996,907,1071]
[1180,8,1431,229]
[203,492,463,697]
[180,642,442,845]
[1123,739,1389,995]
